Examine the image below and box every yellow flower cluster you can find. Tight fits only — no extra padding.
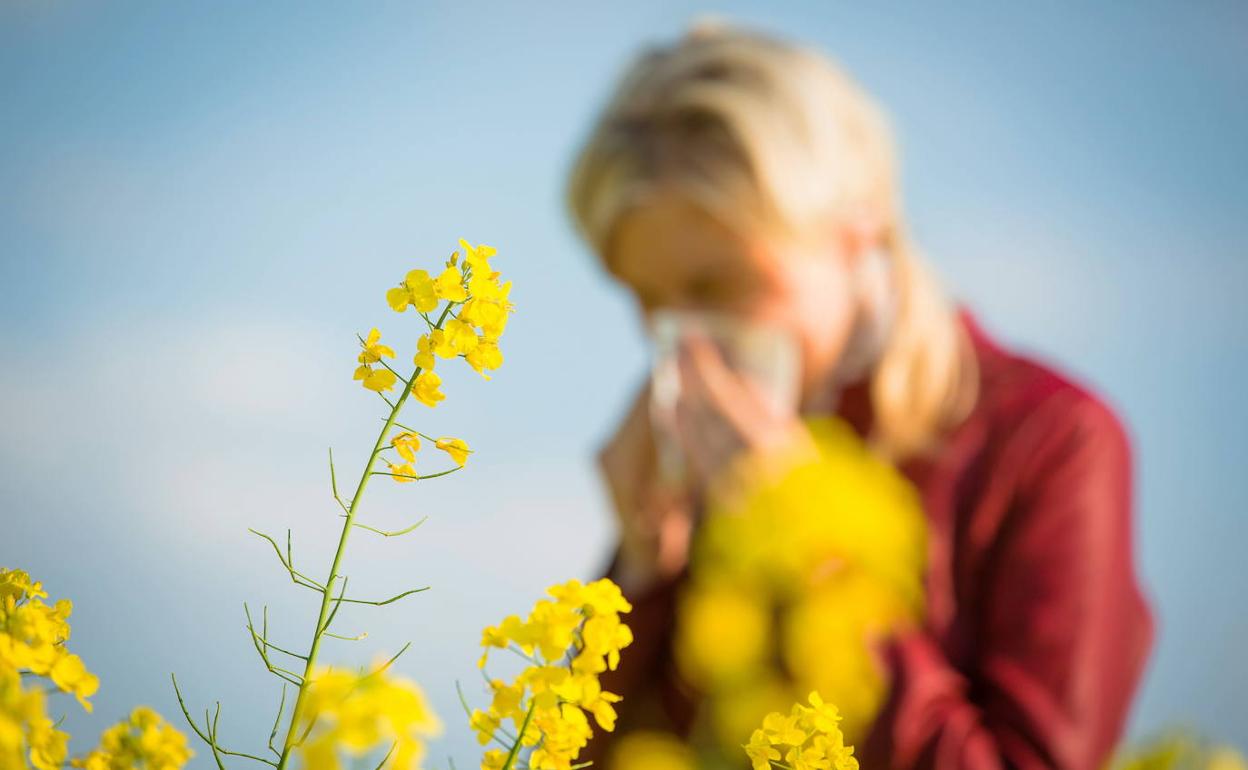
[294,661,443,770]
[1,664,68,770]
[673,415,927,754]
[742,692,858,770]
[2,569,190,770]
[471,578,633,770]
[357,238,513,405]
[71,707,193,770]
[0,568,99,712]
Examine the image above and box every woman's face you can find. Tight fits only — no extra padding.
[606,190,862,404]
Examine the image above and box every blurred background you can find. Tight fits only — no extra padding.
[2,0,1245,764]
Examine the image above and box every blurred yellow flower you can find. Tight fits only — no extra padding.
[1,664,70,770]
[1111,730,1248,770]
[294,661,442,770]
[673,414,927,756]
[71,706,192,770]
[49,653,99,712]
[606,731,696,770]
[0,569,99,713]
[0,570,47,603]
[674,583,769,690]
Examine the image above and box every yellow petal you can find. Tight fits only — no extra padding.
[433,266,468,302]
[386,286,411,312]
[411,371,445,407]
[435,437,471,467]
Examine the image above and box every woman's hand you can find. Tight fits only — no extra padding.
[673,332,821,496]
[596,379,696,597]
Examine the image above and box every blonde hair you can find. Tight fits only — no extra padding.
[565,18,977,460]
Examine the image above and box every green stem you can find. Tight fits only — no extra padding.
[275,302,454,770]
[500,702,536,770]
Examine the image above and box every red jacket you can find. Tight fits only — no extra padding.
[584,311,1154,770]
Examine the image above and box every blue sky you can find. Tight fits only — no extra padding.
[2,0,1245,763]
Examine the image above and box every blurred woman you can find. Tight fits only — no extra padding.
[565,18,1153,770]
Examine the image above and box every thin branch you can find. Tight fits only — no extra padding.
[329,448,340,501]
[206,708,227,770]
[500,702,537,770]
[351,516,428,538]
[366,642,411,679]
[244,604,305,686]
[373,356,407,381]
[369,467,461,482]
[374,743,398,770]
[248,529,326,592]
[268,684,288,759]
[322,631,367,641]
[336,587,429,606]
[318,575,349,637]
[210,701,279,767]
[171,673,225,770]
[244,605,309,662]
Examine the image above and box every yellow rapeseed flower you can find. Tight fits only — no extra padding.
[389,462,417,483]
[414,334,437,371]
[434,437,470,468]
[411,371,445,408]
[353,329,399,392]
[0,570,99,713]
[743,694,858,770]
[391,432,421,463]
[0,570,47,603]
[433,266,468,303]
[465,340,503,380]
[443,318,480,355]
[458,238,496,272]
[358,328,396,364]
[387,269,439,314]
[354,365,398,393]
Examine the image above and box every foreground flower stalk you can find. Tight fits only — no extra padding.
[272,299,454,770]
[171,240,514,770]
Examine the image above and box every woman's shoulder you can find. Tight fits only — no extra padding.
[957,309,1132,479]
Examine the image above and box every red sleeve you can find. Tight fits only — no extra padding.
[868,390,1154,770]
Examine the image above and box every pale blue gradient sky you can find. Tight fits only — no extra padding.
[2,1,1245,764]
